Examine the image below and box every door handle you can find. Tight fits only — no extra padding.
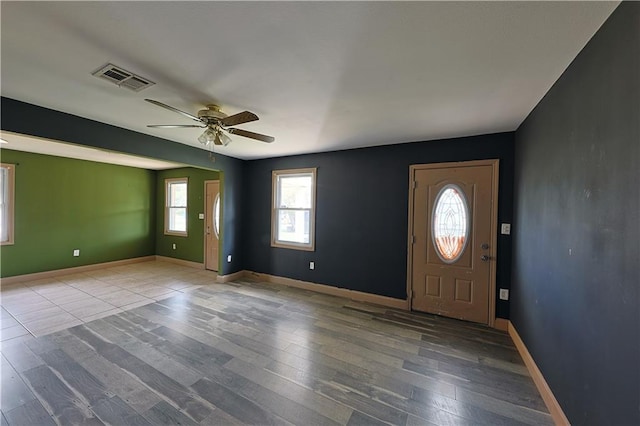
[481,255,490,262]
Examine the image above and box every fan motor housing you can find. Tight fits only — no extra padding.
[198,105,227,124]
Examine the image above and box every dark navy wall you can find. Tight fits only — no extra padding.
[512,3,639,424]
[1,97,245,275]
[244,133,515,318]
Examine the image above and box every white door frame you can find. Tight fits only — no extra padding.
[406,159,500,327]
[204,179,221,272]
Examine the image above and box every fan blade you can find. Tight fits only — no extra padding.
[147,125,205,128]
[227,128,275,143]
[221,111,259,127]
[145,99,202,123]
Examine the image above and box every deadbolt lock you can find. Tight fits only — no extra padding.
[481,243,489,249]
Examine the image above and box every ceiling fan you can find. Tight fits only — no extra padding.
[145,99,274,148]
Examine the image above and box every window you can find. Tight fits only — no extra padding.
[272,168,316,251]
[165,178,188,236]
[432,184,469,263]
[0,164,15,245]
[213,193,221,237]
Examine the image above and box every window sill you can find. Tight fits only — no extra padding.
[271,241,315,251]
[164,232,188,237]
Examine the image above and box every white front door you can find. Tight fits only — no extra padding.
[409,160,499,325]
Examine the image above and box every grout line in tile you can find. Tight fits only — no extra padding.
[1,261,213,339]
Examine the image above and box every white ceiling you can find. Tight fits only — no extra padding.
[1,1,618,160]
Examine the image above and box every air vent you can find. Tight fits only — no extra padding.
[92,63,154,92]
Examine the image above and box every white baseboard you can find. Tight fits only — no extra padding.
[216,270,245,283]
[0,256,156,286]
[244,270,409,310]
[508,321,570,426]
[494,317,509,331]
[154,255,205,269]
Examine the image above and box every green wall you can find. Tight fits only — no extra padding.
[0,149,157,277]
[2,97,246,276]
[155,167,220,263]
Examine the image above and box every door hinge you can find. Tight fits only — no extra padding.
[411,235,416,244]
[411,181,417,189]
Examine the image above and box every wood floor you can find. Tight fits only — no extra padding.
[1,262,551,425]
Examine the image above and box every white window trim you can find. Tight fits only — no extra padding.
[271,168,317,251]
[165,177,188,237]
[1,163,15,245]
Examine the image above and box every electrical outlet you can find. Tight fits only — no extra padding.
[73,249,80,257]
[309,261,315,270]
[501,223,511,235]
[499,289,509,300]
[172,244,176,250]
[227,255,232,263]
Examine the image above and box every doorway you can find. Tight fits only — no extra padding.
[407,160,499,325]
[204,180,220,272]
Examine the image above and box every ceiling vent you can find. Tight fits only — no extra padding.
[92,63,154,92]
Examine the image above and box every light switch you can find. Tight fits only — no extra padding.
[499,289,509,300]
[198,213,205,220]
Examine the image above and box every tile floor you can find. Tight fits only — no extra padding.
[1,270,552,425]
[0,260,216,346]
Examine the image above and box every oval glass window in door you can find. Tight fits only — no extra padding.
[431,184,470,263]
[213,193,221,238]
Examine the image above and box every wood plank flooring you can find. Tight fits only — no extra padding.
[1,264,552,425]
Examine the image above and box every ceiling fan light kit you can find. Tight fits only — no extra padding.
[197,128,217,146]
[145,99,274,152]
[197,127,231,147]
